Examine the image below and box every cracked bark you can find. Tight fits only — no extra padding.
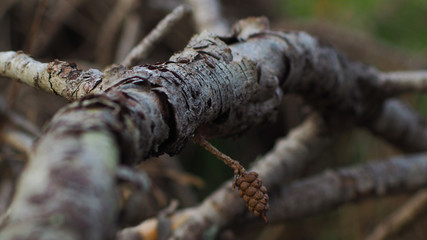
[0,17,427,239]
[269,153,427,222]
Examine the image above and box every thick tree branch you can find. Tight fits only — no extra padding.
[0,104,121,239]
[269,153,427,222]
[1,17,427,239]
[128,152,427,240]
[118,114,333,240]
[367,99,427,152]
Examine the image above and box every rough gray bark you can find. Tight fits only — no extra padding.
[1,17,427,239]
[270,153,427,221]
[368,99,427,152]
[0,106,120,240]
[168,115,333,239]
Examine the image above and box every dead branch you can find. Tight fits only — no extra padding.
[378,71,427,95]
[1,128,34,156]
[0,51,104,101]
[95,0,138,65]
[125,151,427,240]
[185,0,229,34]
[32,0,86,57]
[0,17,427,239]
[269,153,427,222]
[118,114,333,240]
[367,99,427,152]
[365,189,427,240]
[121,5,190,67]
[115,13,141,63]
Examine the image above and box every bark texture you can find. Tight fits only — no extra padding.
[118,115,333,240]
[270,153,427,221]
[1,17,427,239]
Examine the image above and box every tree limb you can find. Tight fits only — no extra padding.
[1,17,427,239]
[184,0,229,34]
[269,153,427,222]
[121,5,191,67]
[0,51,103,101]
[118,114,333,240]
[367,99,427,152]
[378,71,427,95]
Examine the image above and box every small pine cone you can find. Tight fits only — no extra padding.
[234,171,269,223]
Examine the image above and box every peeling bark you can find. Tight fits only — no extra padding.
[1,17,427,239]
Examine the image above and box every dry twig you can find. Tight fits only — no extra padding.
[192,134,269,222]
[378,71,427,95]
[185,0,229,34]
[121,5,190,67]
[115,13,141,63]
[118,115,332,240]
[32,0,86,56]
[1,128,34,156]
[366,189,427,240]
[96,0,137,65]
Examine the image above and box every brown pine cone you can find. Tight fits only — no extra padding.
[233,171,269,223]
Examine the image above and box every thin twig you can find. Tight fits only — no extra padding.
[118,115,331,240]
[96,0,137,65]
[184,0,229,34]
[1,128,35,156]
[0,99,38,156]
[115,13,141,63]
[6,0,48,109]
[23,0,48,54]
[192,135,270,222]
[192,134,243,173]
[121,5,190,67]
[32,0,86,56]
[365,189,427,240]
[6,111,41,137]
[378,71,427,95]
